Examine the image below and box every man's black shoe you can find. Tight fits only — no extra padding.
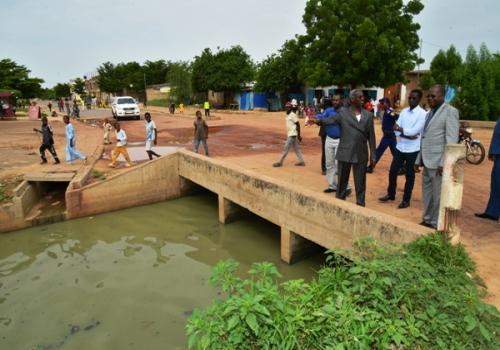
[398,201,410,209]
[475,213,499,221]
[366,166,373,174]
[378,194,395,202]
[419,221,436,229]
[323,188,335,193]
[345,188,352,197]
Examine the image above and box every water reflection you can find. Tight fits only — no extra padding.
[0,194,323,349]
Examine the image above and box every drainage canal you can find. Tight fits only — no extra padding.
[0,193,325,349]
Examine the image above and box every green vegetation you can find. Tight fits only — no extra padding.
[300,0,424,88]
[0,183,7,202]
[167,62,192,104]
[254,39,304,95]
[91,170,106,181]
[192,46,255,94]
[0,59,44,98]
[425,43,500,121]
[187,233,499,349]
[146,99,169,107]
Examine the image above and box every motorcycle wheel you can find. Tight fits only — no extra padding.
[466,142,486,165]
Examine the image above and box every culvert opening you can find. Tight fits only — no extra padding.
[26,181,70,224]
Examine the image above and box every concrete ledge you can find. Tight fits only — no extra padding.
[462,120,497,129]
[177,149,431,259]
[70,145,104,189]
[66,152,183,219]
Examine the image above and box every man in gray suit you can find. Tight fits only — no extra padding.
[416,85,460,229]
[313,90,376,206]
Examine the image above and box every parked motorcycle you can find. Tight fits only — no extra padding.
[459,122,486,165]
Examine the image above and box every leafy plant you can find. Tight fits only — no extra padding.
[186,233,500,349]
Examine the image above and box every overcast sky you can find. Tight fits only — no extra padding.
[1,0,499,87]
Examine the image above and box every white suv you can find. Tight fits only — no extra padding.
[111,96,140,120]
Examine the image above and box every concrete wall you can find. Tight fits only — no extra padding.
[0,181,40,233]
[177,150,430,261]
[66,153,184,219]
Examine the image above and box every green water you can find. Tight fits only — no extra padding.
[0,194,323,349]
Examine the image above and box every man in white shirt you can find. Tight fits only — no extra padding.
[273,99,305,167]
[109,122,133,168]
[144,112,161,160]
[379,89,426,208]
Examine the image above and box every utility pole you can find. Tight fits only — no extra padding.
[417,38,423,85]
[143,72,148,110]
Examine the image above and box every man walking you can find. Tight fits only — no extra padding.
[273,100,305,167]
[416,85,459,229]
[193,110,209,156]
[378,90,426,208]
[312,90,376,207]
[204,100,210,117]
[63,115,86,164]
[144,112,161,160]
[322,95,352,195]
[475,116,500,221]
[33,116,60,164]
[109,122,133,168]
[367,97,398,173]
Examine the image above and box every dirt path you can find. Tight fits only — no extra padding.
[1,108,499,307]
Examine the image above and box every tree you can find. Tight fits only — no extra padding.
[254,38,304,93]
[143,60,170,86]
[166,61,192,104]
[96,61,145,94]
[192,46,255,94]
[301,0,424,88]
[53,83,71,98]
[453,44,500,120]
[428,46,463,86]
[73,78,86,95]
[0,59,44,98]
[191,48,215,93]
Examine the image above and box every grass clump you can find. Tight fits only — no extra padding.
[91,169,106,181]
[186,233,499,349]
[147,99,169,107]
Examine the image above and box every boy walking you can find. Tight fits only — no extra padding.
[144,112,161,160]
[193,110,209,156]
[273,100,305,167]
[63,115,86,164]
[33,116,60,164]
[109,122,133,168]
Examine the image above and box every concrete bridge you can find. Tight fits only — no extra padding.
[62,150,429,263]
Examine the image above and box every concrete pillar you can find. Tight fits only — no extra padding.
[218,194,243,224]
[280,226,320,264]
[438,144,466,239]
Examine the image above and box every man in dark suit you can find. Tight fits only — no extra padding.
[312,90,376,206]
[475,117,500,221]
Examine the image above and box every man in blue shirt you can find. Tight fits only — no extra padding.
[367,97,399,173]
[475,116,500,221]
[318,95,352,195]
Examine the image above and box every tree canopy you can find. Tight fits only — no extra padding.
[301,0,424,88]
[192,46,255,93]
[254,39,304,93]
[0,59,44,98]
[453,44,500,120]
[167,61,192,104]
[53,83,71,98]
[424,46,463,88]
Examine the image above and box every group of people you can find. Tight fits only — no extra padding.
[274,84,499,228]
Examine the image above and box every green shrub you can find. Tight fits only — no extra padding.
[186,233,499,349]
[147,99,169,107]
